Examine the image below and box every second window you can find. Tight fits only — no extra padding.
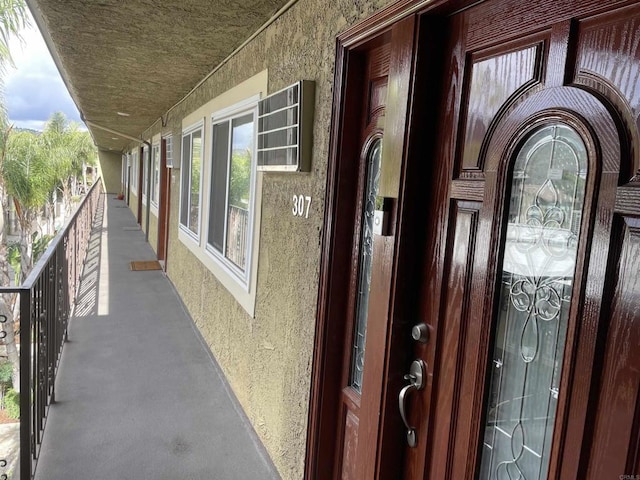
[207,109,256,277]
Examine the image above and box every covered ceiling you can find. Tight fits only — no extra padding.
[26,0,293,152]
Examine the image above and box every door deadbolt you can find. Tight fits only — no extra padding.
[411,323,430,343]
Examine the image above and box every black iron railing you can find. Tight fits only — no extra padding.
[226,205,249,270]
[0,180,103,479]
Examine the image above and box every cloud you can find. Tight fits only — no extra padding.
[5,13,83,131]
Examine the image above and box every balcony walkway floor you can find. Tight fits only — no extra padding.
[34,194,280,480]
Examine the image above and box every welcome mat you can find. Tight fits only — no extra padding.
[130,260,162,271]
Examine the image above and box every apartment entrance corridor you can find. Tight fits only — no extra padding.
[33,194,279,480]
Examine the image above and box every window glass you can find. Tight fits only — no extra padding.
[227,114,253,270]
[180,135,191,227]
[131,150,138,193]
[142,146,150,203]
[207,111,255,275]
[190,131,202,235]
[209,122,230,252]
[179,129,203,237]
[151,144,160,205]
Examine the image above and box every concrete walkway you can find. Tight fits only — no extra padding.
[34,194,280,480]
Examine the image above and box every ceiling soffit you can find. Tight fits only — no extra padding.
[27,0,291,152]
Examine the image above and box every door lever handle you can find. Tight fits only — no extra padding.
[399,359,426,448]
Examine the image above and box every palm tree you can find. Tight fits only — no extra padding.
[0,0,36,393]
[4,130,55,276]
[42,112,97,217]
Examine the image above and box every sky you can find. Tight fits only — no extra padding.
[5,10,82,131]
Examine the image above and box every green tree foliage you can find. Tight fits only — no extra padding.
[229,149,251,209]
[3,129,54,277]
[4,387,18,419]
[0,0,30,397]
[41,112,97,214]
[4,130,54,209]
[0,113,96,399]
[0,0,27,69]
[0,0,28,133]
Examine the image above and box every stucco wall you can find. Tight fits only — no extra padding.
[98,150,123,194]
[128,192,139,220]
[129,194,159,252]
[135,0,395,478]
[146,211,159,253]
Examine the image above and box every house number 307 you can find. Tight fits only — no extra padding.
[292,195,311,218]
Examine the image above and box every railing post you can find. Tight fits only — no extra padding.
[20,289,31,480]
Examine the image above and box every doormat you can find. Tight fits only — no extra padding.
[130,261,162,271]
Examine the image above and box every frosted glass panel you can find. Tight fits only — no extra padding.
[479,124,587,480]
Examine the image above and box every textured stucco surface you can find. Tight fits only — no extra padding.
[146,211,159,253]
[136,197,159,252]
[128,192,139,220]
[133,0,395,478]
[97,151,122,194]
[27,0,291,153]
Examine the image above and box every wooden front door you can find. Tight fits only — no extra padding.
[137,145,144,224]
[157,138,170,265]
[309,0,640,479]
[410,0,640,478]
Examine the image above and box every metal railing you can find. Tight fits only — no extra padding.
[0,180,103,479]
[226,205,249,270]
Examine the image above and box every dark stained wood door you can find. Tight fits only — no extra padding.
[137,145,144,224]
[400,0,640,479]
[157,138,170,265]
[309,1,640,479]
[306,11,420,480]
[318,28,397,480]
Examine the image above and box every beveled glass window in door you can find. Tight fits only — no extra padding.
[350,138,382,393]
[479,124,588,479]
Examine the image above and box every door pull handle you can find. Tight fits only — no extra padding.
[399,359,426,448]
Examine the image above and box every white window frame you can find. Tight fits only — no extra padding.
[205,98,259,288]
[141,145,149,205]
[150,142,160,212]
[177,70,267,316]
[179,120,205,242]
[130,150,139,195]
[121,154,127,187]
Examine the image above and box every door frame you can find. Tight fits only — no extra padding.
[126,162,131,206]
[137,145,144,224]
[305,0,473,477]
[156,138,170,266]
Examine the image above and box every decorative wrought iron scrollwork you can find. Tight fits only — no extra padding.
[0,458,7,480]
[0,314,7,340]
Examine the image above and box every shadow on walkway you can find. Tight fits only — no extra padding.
[34,194,280,480]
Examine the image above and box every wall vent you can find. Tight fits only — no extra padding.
[165,136,174,168]
[257,80,314,172]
